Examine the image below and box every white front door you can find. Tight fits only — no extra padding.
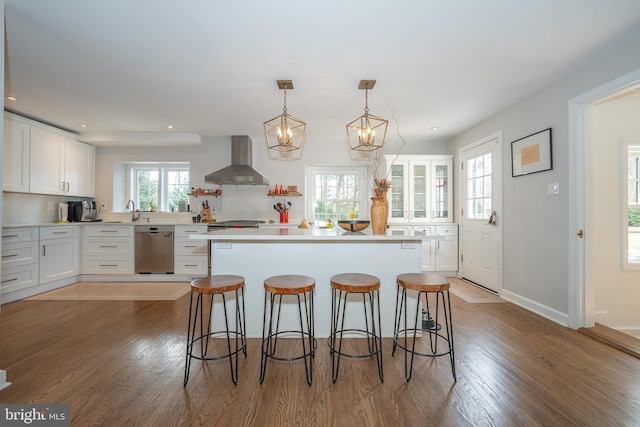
[460,133,502,292]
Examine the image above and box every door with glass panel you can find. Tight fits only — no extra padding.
[460,134,502,292]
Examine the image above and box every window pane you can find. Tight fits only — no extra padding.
[137,170,159,211]
[167,170,190,212]
[312,170,363,222]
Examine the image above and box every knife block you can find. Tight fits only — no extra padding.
[201,208,211,223]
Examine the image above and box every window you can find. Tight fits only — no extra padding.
[626,143,640,266]
[128,163,190,212]
[306,166,368,223]
[466,153,492,219]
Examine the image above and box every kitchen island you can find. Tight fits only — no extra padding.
[191,227,426,337]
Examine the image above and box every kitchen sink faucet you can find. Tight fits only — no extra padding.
[126,200,140,222]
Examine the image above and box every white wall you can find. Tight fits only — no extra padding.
[446,27,640,324]
[95,132,447,223]
[590,96,640,334]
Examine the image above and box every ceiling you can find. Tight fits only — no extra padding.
[4,0,640,147]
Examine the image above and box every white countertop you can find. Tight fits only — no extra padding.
[190,227,428,242]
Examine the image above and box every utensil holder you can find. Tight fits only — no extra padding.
[279,212,288,224]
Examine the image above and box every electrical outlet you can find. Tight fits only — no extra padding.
[101,203,107,211]
[547,182,559,195]
[47,202,54,210]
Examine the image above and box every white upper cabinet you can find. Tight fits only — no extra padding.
[385,155,453,223]
[2,114,31,192]
[5,113,95,197]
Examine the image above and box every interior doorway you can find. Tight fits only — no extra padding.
[569,69,640,331]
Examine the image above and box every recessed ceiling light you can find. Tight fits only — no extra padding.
[430,127,438,131]
[5,96,17,101]
[167,125,174,129]
[78,123,87,128]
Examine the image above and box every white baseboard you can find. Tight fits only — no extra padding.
[501,289,569,327]
[0,370,11,391]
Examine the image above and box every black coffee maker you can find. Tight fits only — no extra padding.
[67,201,84,222]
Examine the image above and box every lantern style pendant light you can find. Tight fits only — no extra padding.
[264,80,306,159]
[346,80,388,152]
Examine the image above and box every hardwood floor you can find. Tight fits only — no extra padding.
[1,290,639,426]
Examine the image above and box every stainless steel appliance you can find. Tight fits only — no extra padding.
[207,220,264,230]
[68,200,97,222]
[135,225,174,273]
[204,136,270,185]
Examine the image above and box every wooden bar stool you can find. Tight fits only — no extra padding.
[260,275,316,385]
[183,275,246,387]
[393,273,456,382]
[329,273,383,383]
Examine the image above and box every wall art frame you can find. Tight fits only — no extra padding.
[511,128,552,177]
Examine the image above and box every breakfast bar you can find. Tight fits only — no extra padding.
[191,227,425,337]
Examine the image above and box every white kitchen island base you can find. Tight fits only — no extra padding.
[194,228,424,338]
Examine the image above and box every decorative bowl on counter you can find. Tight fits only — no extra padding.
[338,220,370,232]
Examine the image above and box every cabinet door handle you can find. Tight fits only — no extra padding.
[184,264,197,267]
[99,264,118,267]
[100,230,119,233]
[66,182,70,192]
[1,277,18,284]
[184,245,197,248]
[42,245,46,256]
[53,231,68,234]
[2,254,18,258]
[99,245,118,248]
[3,234,18,238]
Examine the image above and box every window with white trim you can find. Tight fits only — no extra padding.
[626,143,640,266]
[127,163,190,212]
[306,166,368,223]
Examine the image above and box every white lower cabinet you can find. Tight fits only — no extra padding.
[39,226,80,284]
[81,225,134,274]
[174,225,208,276]
[412,225,458,275]
[1,228,39,298]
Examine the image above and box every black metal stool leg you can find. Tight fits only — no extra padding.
[372,289,384,382]
[183,291,195,387]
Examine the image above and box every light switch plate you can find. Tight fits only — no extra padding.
[547,182,559,195]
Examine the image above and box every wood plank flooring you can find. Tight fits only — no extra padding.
[1,290,639,426]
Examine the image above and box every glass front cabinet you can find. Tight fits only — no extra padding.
[385,155,453,223]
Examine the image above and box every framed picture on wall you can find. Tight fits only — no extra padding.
[511,128,552,177]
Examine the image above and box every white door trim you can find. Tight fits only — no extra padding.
[568,68,640,329]
[458,131,503,291]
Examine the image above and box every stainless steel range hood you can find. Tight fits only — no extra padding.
[204,136,270,185]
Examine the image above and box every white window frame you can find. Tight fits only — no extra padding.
[126,162,190,212]
[623,139,640,269]
[305,165,369,223]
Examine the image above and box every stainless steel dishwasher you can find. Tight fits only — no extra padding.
[135,225,174,273]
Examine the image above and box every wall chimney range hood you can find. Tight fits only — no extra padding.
[204,136,270,185]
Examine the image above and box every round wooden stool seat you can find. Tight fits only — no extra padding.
[396,273,450,292]
[184,274,246,387]
[264,274,316,294]
[329,272,383,383]
[330,273,380,293]
[260,274,316,385]
[191,275,245,294]
[393,272,456,382]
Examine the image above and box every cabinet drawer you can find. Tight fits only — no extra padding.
[435,225,458,236]
[82,258,134,274]
[40,226,78,240]
[2,241,38,268]
[2,227,39,243]
[412,225,435,235]
[1,263,39,295]
[174,238,208,256]
[83,225,134,237]
[83,238,133,255]
[174,255,208,275]
[174,225,207,238]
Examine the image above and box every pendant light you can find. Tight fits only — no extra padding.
[346,80,388,152]
[264,80,306,160]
